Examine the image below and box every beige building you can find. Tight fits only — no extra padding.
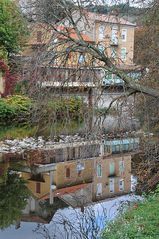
[22,11,135,67]
[88,12,135,66]
[19,11,136,88]
[21,156,94,199]
[92,153,131,201]
[21,152,131,204]
[19,138,138,205]
[73,11,136,67]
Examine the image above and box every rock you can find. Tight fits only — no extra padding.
[0,133,102,155]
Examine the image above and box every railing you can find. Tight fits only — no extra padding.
[104,137,140,154]
[37,66,101,88]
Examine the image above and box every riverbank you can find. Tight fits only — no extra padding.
[102,187,159,239]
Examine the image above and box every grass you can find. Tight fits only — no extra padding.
[0,126,37,140]
[102,188,159,239]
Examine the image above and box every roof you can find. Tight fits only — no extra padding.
[55,183,89,196]
[55,25,93,42]
[28,23,93,46]
[40,183,90,200]
[21,214,50,224]
[87,12,136,26]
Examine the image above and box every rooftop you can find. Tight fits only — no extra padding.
[87,12,136,26]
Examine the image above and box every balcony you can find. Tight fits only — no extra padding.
[36,66,101,89]
[104,137,140,154]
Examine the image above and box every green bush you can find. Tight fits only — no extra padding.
[47,97,85,120]
[0,95,32,125]
[0,96,85,128]
[5,95,32,112]
[0,100,16,123]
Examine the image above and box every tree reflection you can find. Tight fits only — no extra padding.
[0,172,30,230]
[33,204,107,239]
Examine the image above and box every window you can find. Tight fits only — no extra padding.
[66,167,70,178]
[111,48,117,59]
[102,71,111,85]
[109,162,115,175]
[36,182,41,193]
[109,178,114,193]
[119,179,124,191]
[78,54,85,64]
[111,27,118,45]
[76,162,85,177]
[37,31,42,43]
[76,162,85,171]
[96,183,102,196]
[97,164,102,177]
[99,25,105,40]
[121,29,127,42]
[121,48,127,61]
[66,47,71,59]
[98,44,105,53]
[119,161,125,174]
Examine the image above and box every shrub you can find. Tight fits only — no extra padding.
[47,97,85,120]
[0,95,85,127]
[0,95,32,125]
[5,95,32,112]
[0,99,16,123]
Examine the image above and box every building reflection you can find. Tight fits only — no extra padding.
[20,138,138,215]
[20,196,68,226]
[0,137,139,227]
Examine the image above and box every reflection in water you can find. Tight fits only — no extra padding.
[0,137,140,238]
[0,170,29,230]
[0,194,141,239]
[33,194,141,239]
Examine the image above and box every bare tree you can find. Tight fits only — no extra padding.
[22,0,159,97]
[18,0,159,192]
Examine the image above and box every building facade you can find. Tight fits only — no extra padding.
[88,12,135,66]
[92,153,131,201]
[20,137,137,204]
